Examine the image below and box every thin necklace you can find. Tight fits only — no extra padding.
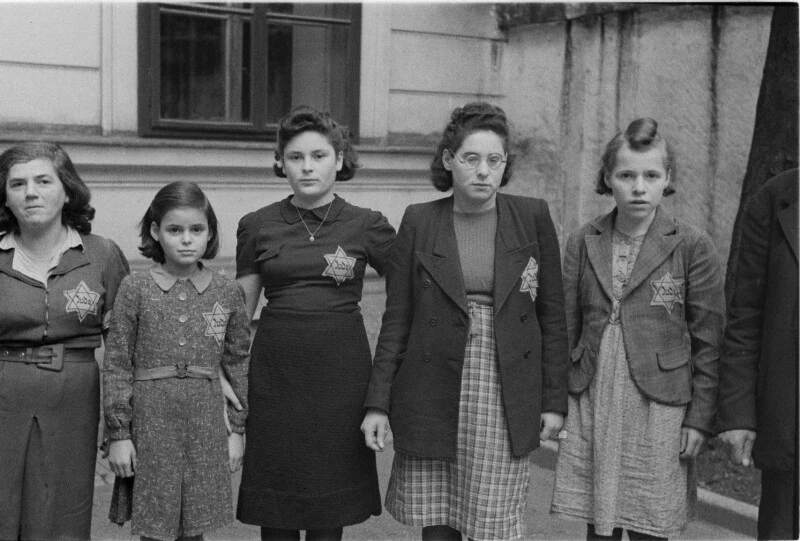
[296,199,334,242]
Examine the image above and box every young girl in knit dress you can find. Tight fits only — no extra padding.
[550,118,724,540]
[103,181,250,541]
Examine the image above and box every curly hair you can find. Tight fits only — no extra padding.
[596,117,676,196]
[138,181,220,263]
[273,106,359,181]
[0,141,95,234]
[430,102,515,192]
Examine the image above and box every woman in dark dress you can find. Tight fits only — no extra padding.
[235,106,395,541]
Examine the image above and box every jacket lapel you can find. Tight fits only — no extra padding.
[584,212,615,301]
[622,207,684,299]
[415,198,469,315]
[777,200,799,263]
[494,195,530,312]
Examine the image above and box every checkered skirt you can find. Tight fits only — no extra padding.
[386,302,531,541]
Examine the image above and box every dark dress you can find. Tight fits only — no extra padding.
[236,195,395,529]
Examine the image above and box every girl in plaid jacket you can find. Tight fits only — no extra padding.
[550,118,724,540]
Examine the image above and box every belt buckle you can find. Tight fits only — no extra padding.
[175,362,188,378]
[35,344,64,372]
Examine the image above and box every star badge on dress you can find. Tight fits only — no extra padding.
[323,245,356,286]
[203,302,232,346]
[650,272,684,313]
[519,257,539,302]
[63,280,100,322]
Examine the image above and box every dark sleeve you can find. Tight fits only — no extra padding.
[221,280,251,433]
[236,212,259,279]
[716,191,771,432]
[533,200,569,415]
[103,276,138,441]
[101,239,131,331]
[363,210,396,277]
[562,228,583,352]
[682,230,725,434]
[364,206,417,413]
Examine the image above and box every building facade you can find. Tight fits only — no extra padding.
[0,3,773,275]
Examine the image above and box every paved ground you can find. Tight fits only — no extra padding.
[92,439,755,541]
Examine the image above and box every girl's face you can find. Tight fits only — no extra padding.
[5,158,67,234]
[279,130,343,209]
[150,207,211,277]
[605,145,670,227]
[444,130,506,212]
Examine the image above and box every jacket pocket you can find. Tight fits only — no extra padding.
[656,343,690,370]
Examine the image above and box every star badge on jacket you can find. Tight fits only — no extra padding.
[519,257,539,302]
[203,302,231,346]
[323,245,356,286]
[63,280,100,322]
[650,272,684,313]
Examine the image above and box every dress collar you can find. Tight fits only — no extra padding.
[149,263,213,293]
[0,226,84,253]
[279,193,345,224]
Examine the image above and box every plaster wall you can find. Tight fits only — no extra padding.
[503,4,772,268]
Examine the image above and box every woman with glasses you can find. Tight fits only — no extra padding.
[361,102,569,540]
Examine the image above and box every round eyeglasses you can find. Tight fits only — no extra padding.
[448,150,508,170]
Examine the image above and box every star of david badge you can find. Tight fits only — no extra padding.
[323,245,356,286]
[203,302,232,346]
[650,272,684,313]
[63,280,100,322]
[519,257,539,302]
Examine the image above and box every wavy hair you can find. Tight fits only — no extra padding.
[430,102,515,192]
[0,141,95,234]
[273,106,359,181]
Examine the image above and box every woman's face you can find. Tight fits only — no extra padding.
[5,158,67,233]
[444,130,506,211]
[279,130,343,209]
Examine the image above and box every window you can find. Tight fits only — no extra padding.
[138,3,361,140]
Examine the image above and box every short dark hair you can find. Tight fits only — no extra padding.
[273,106,359,181]
[138,181,220,263]
[0,141,95,234]
[430,102,515,192]
[596,117,676,196]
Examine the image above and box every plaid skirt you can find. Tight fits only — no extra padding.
[386,302,531,541]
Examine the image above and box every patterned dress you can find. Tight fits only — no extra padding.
[551,231,695,538]
[104,265,250,541]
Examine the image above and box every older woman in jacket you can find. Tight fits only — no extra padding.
[362,102,569,541]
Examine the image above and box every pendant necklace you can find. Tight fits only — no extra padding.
[296,199,334,242]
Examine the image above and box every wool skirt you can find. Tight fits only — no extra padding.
[386,302,532,541]
[237,308,382,529]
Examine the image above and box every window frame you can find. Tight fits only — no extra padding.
[137,3,361,141]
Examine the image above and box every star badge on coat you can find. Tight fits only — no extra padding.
[323,245,356,286]
[519,257,539,302]
[203,302,232,346]
[63,280,100,322]
[650,272,684,313]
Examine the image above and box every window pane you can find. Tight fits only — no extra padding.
[159,11,251,123]
[266,3,351,20]
[266,22,351,124]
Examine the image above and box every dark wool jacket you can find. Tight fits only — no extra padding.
[364,193,569,460]
[717,169,798,471]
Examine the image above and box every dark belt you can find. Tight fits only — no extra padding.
[133,362,217,381]
[0,344,94,372]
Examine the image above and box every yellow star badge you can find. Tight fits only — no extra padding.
[63,280,100,322]
[323,245,356,286]
[519,257,539,302]
[203,301,232,346]
[650,272,684,313]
